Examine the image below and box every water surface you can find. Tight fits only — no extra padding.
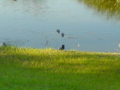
[0,0,120,52]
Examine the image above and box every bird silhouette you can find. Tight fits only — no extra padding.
[56,29,60,34]
[59,45,65,50]
[3,42,6,46]
[61,33,65,37]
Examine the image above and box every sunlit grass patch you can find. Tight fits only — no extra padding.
[0,46,120,90]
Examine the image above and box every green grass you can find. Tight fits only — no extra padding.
[0,46,120,90]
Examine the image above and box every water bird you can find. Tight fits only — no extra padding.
[56,29,60,34]
[61,33,65,37]
[3,42,6,46]
[59,45,65,50]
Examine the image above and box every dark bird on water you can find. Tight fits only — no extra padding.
[3,42,6,46]
[59,45,65,50]
[56,29,60,34]
[61,33,65,37]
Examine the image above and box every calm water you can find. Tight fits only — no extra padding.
[0,0,120,52]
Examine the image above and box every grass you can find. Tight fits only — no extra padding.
[0,46,120,90]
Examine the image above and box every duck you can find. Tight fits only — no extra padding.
[59,45,65,50]
[56,29,60,34]
[61,33,65,37]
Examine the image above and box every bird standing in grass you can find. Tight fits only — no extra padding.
[59,45,65,50]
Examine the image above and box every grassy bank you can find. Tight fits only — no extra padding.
[0,46,120,90]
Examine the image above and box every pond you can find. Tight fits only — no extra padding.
[0,0,120,52]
